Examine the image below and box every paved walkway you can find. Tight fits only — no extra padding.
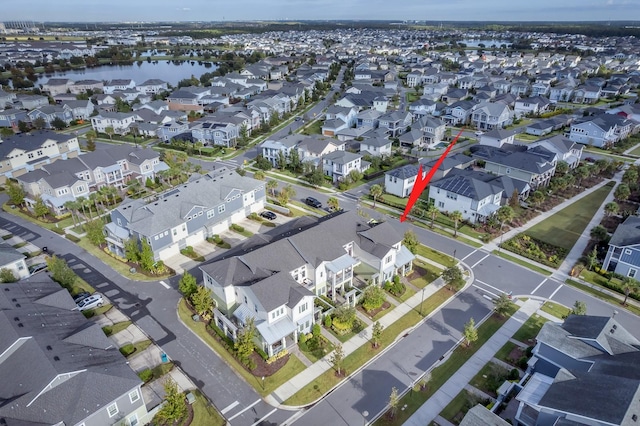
[268,260,471,406]
[403,299,542,426]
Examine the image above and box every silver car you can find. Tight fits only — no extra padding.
[75,294,104,311]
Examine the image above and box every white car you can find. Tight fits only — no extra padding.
[475,130,484,136]
[75,294,104,311]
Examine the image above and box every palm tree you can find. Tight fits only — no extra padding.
[450,210,463,237]
[327,196,340,212]
[370,184,383,208]
[100,185,119,207]
[621,277,640,306]
[64,201,78,227]
[426,204,439,229]
[82,196,94,220]
[496,205,514,235]
[604,201,619,217]
[75,196,89,219]
[266,180,278,198]
[89,192,102,217]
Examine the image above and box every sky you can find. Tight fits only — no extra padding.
[3,0,640,23]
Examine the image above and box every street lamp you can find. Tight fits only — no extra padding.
[261,376,265,390]
[420,287,426,317]
[362,410,369,426]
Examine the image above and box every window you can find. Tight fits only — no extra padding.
[385,255,392,264]
[506,168,511,174]
[255,304,258,313]
[438,201,445,208]
[625,249,633,255]
[129,389,140,403]
[244,296,248,304]
[107,402,119,418]
[37,150,43,156]
[173,229,177,236]
[128,414,139,426]
[207,210,214,219]
[299,302,308,313]
[629,269,637,278]
[218,205,225,214]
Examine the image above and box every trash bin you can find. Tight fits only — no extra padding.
[192,314,200,322]
[160,352,168,363]
[129,267,136,273]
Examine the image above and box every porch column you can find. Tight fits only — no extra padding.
[268,344,274,357]
[281,337,286,351]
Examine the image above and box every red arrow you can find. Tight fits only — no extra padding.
[400,129,464,222]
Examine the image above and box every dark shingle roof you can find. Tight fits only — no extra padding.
[0,131,74,158]
[609,215,640,247]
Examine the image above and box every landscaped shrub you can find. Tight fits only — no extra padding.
[361,285,386,311]
[509,369,520,380]
[66,234,80,242]
[208,323,234,348]
[119,344,135,357]
[298,333,308,350]
[502,234,568,268]
[138,369,153,383]
[231,224,245,232]
[323,315,332,328]
[384,276,406,297]
[312,323,321,338]
[255,346,269,361]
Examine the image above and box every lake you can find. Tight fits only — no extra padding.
[460,39,512,48]
[34,60,218,87]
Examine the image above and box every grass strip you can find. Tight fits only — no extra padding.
[565,279,640,316]
[492,250,552,276]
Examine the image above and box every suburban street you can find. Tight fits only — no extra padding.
[3,179,640,426]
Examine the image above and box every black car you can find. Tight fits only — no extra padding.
[260,211,277,220]
[305,197,322,208]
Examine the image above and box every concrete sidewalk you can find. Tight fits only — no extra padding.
[403,299,542,426]
[269,259,472,406]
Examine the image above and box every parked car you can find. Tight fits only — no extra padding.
[75,293,104,311]
[474,130,484,136]
[28,263,47,275]
[305,197,322,208]
[295,116,302,121]
[260,211,277,220]
[73,291,92,304]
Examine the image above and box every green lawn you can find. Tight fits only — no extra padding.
[177,299,305,396]
[190,390,226,426]
[285,287,457,406]
[512,314,548,344]
[565,279,640,316]
[439,390,477,424]
[415,244,455,268]
[540,301,570,319]
[628,144,640,156]
[469,362,510,398]
[495,341,519,364]
[492,250,552,276]
[525,183,613,250]
[409,261,442,289]
[102,321,132,337]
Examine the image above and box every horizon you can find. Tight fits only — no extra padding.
[3,0,640,23]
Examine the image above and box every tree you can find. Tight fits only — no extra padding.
[179,272,197,298]
[371,321,383,348]
[33,195,50,219]
[623,166,639,186]
[99,185,119,206]
[388,387,399,418]
[46,256,76,289]
[330,343,344,375]
[590,225,608,243]
[450,210,463,237]
[586,246,598,271]
[194,141,203,156]
[509,189,520,208]
[253,170,265,181]
[50,117,67,130]
[529,190,545,207]
[5,180,25,206]
[104,126,115,140]
[124,238,141,263]
[493,293,512,317]
[289,149,302,173]
[442,265,464,291]
[347,169,363,185]
[464,317,478,347]
[0,268,17,283]
[235,317,257,365]
[33,117,46,130]
[570,300,587,316]
[85,219,106,246]
[361,285,386,311]
[555,161,569,176]
[327,196,340,212]
[370,184,383,208]
[266,180,278,198]
[190,285,214,316]
[17,120,29,133]
[575,165,590,186]
[496,205,514,234]
[154,378,187,425]
[621,277,640,306]
[426,204,439,229]
[604,201,619,217]
[403,230,419,254]
[139,239,155,272]
[305,165,324,187]
[277,184,296,205]
[0,128,14,138]
[277,150,287,170]
[615,183,630,202]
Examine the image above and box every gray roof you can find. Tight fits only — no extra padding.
[460,405,509,426]
[432,173,502,200]
[0,243,25,267]
[386,163,421,180]
[0,130,74,158]
[323,150,361,165]
[0,277,141,425]
[485,151,555,175]
[361,137,391,149]
[118,169,263,236]
[609,215,640,247]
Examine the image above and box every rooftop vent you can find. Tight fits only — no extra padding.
[15,304,20,308]
[46,345,52,351]
[3,288,9,291]
[14,317,19,321]
[17,323,23,328]
[633,414,637,422]
[53,356,60,361]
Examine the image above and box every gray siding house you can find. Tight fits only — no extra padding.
[106,169,266,261]
[603,216,640,278]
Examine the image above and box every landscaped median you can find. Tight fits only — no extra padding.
[371,303,518,426]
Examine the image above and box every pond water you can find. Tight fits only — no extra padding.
[33,60,218,87]
[460,39,512,48]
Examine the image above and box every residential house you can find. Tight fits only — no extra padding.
[359,137,392,157]
[324,105,358,128]
[460,405,509,426]
[528,135,583,169]
[322,118,349,137]
[0,89,17,108]
[134,99,170,115]
[91,112,137,135]
[0,243,28,280]
[41,78,72,96]
[0,276,149,426]
[199,211,414,356]
[478,128,518,148]
[356,109,383,129]
[471,101,514,130]
[103,79,136,94]
[417,116,447,149]
[443,100,476,126]
[60,99,95,120]
[14,94,49,110]
[0,108,28,129]
[476,148,556,190]
[573,84,601,104]
[297,137,345,165]
[408,99,437,118]
[549,79,576,102]
[157,120,190,142]
[428,171,503,223]
[137,79,169,94]
[378,111,413,138]
[513,96,552,118]
[515,314,640,426]
[0,130,80,183]
[322,151,367,183]
[69,79,104,95]
[603,216,640,278]
[105,168,266,261]
[569,113,634,148]
[166,89,206,112]
[260,134,306,167]
[27,105,74,128]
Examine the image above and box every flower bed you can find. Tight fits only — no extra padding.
[502,234,568,268]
